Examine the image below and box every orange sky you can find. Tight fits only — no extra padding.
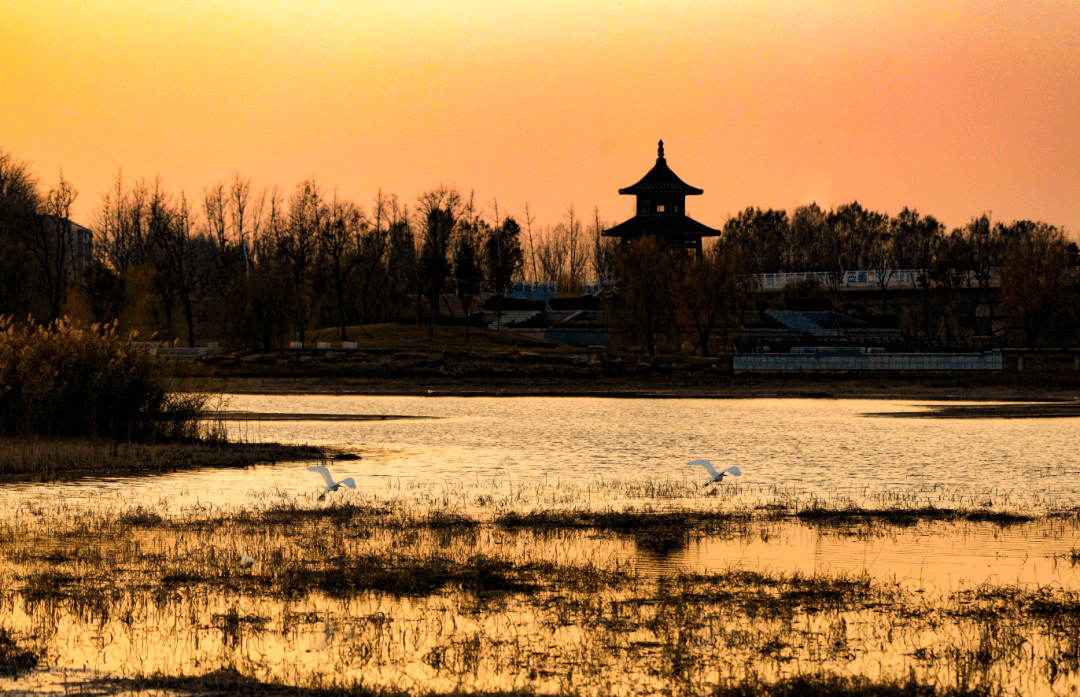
[3,0,1078,236]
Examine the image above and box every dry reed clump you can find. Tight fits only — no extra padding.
[709,673,999,697]
[0,316,204,441]
[795,505,1035,527]
[0,628,39,677]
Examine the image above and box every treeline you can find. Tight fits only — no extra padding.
[723,202,1077,279]
[2,145,1077,354]
[606,236,754,357]
[1,147,618,350]
[719,203,1080,347]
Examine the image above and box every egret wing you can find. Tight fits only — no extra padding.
[340,477,356,489]
[723,465,742,477]
[308,465,335,487]
[688,459,721,479]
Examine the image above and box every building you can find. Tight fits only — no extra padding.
[602,140,721,254]
[41,215,93,277]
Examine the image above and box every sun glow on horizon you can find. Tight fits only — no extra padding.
[2,0,1077,233]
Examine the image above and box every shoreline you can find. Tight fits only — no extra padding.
[191,374,1080,403]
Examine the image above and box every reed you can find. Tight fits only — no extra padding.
[0,436,327,482]
[0,316,204,441]
[0,628,38,677]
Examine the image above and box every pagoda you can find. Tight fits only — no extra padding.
[603,140,721,254]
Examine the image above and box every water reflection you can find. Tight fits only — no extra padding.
[3,396,1080,693]
[6,396,1076,513]
[219,395,1078,506]
[6,507,1080,695]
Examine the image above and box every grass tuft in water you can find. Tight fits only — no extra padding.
[712,672,1001,697]
[0,628,39,677]
[796,505,1035,527]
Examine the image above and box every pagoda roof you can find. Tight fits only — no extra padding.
[618,140,704,196]
[603,213,721,239]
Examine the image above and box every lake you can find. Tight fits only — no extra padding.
[4,396,1080,694]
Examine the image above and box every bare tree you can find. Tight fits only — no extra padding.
[202,182,228,254]
[319,192,367,341]
[536,223,566,282]
[0,149,41,316]
[562,204,587,294]
[999,222,1076,347]
[0,148,40,230]
[415,185,462,334]
[722,206,789,275]
[521,201,539,283]
[789,203,827,271]
[822,202,886,288]
[93,171,152,273]
[346,191,394,335]
[276,178,324,344]
[154,190,202,347]
[589,206,613,282]
[20,171,77,322]
[609,236,677,356]
[677,241,755,356]
[381,193,416,321]
[229,173,265,275]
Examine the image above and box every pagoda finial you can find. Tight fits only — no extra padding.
[658,139,665,160]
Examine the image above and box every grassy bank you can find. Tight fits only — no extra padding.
[149,322,1080,401]
[0,436,328,483]
[0,318,336,481]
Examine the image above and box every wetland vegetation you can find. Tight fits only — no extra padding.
[1,318,1077,694]
[0,317,330,482]
[4,482,1080,696]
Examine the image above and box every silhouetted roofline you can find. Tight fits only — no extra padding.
[618,140,704,196]
[603,214,721,239]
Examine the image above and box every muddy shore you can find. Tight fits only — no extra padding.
[177,349,1080,404]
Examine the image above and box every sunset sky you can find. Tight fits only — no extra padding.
[3,0,1078,237]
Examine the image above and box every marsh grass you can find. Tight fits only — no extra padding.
[3,494,1080,696]
[0,436,327,482]
[796,505,1036,527]
[102,670,1003,697]
[0,628,38,677]
[0,317,207,441]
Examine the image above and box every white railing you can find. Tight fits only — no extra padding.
[754,269,1002,291]
[498,268,1021,298]
[483,279,614,302]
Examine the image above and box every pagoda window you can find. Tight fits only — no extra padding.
[657,204,665,213]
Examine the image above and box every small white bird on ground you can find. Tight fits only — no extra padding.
[308,464,356,492]
[240,542,255,569]
[688,459,742,483]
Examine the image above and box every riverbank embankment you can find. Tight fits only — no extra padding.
[183,355,1080,404]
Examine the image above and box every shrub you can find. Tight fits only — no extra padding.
[0,316,206,441]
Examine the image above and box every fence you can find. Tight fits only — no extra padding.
[752,269,1003,292]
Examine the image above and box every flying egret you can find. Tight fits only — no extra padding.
[240,542,255,569]
[308,464,356,492]
[688,459,741,483]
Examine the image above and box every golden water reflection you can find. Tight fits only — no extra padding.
[4,496,1080,694]
[3,395,1080,694]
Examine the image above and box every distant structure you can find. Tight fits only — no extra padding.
[603,140,721,254]
[41,215,93,277]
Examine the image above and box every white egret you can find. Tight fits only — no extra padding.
[240,542,255,569]
[688,460,741,483]
[308,464,356,492]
